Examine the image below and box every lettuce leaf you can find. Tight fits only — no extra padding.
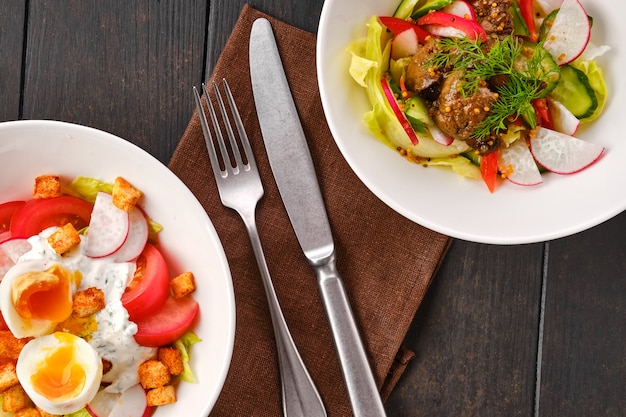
[174,331,202,383]
[65,176,113,203]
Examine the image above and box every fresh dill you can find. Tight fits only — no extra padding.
[426,35,552,139]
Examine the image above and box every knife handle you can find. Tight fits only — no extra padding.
[314,253,387,417]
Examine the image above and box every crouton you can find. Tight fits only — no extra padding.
[158,347,184,376]
[2,384,30,412]
[35,407,58,417]
[102,358,113,375]
[72,287,105,318]
[47,223,81,254]
[112,177,142,212]
[170,272,196,298]
[146,385,176,406]
[0,331,30,362]
[137,360,170,389]
[33,175,61,199]
[14,408,42,417]
[0,362,19,392]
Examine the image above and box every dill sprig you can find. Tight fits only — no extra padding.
[427,35,548,139]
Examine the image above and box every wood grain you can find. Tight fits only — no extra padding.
[21,0,207,163]
[0,1,26,121]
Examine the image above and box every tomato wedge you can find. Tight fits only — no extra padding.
[133,295,199,347]
[10,196,93,239]
[121,244,170,321]
[0,201,25,233]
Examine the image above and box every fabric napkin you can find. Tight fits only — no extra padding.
[168,4,450,416]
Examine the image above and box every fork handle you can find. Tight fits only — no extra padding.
[243,213,327,417]
[313,253,387,417]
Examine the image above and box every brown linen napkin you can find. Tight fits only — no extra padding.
[168,4,451,416]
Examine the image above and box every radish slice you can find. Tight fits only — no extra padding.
[110,207,149,262]
[83,192,130,258]
[547,98,580,136]
[381,78,420,145]
[391,29,419,60]
[442,0,476,20]
[0,231,10,244]
[428,124,454,146]
[530,127,604,174]
[422,24,466,38]
[0,238,32,263]
[87,390,119,417]
[498,140,543,186]
[542,0,590,65]
[109,384,150,417]
[535,0,563,14]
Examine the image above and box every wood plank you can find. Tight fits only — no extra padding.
[21,0,207,163]
[0,1,26,121]
[205,0,323,73]
[385,240,544,416]
[539,211,626,416]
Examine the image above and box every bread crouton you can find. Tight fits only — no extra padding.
[170,272,196,298]
[33,175,61,199]
[47,223,81,254]
[0,331,30,362]
[14,408,42,417]
[146,385,176,406]
[138,360,170,389]
[0,362,19,392]
[35,407,58,417]
[112,177,142,212]
[72,287,105,318]
[2,384,30,412]
[158,347,184,376]
[102,358,113,375]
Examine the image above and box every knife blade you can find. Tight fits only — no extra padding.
[249,18,387,417]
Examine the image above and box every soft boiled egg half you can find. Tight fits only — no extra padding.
[0,259,81,338]
[17,332,103,414]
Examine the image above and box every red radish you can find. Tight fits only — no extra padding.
[542,0,590,65]
[530,127,604,174]
[110,207,149,262]
[381,78,419,145]
[378,16,431,43]
[428,124,453,146]
[535,0,563,14]
[87,384,153,417]
[83,192,130,258]
[0,238,32,263]
[391,29,419,60]
[0,231,10,244]
[547,98,580,136]
[498,140,543,186]
[417,11,487,40]
[442,0,476,20]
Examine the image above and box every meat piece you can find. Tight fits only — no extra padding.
[432,71,498,143]
[405,39,446,93]
[469,0,514,38]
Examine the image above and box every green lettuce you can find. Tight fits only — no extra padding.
[173,331,202,383]
[66,176,113,203]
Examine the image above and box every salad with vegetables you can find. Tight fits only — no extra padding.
[0,175,200,417]
[348,0,608,192]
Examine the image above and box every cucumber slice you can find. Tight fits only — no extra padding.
[411,0,454,18]
[549,65,597,119]
[404,96,431,125]
[393,0,420,19]
[513,41,560,97]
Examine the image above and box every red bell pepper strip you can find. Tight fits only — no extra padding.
[417,11,487,41]
[480,151,499,193]
[517,0,537,42]
[532,98,553,130]
[379,16,432,43]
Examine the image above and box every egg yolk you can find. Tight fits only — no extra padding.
[31,334,86,401]
[12,264,79,322]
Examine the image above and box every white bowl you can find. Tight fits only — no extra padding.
[317,0,625,244]
[0,120,235,416]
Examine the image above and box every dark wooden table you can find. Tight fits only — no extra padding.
[2,1,624,416]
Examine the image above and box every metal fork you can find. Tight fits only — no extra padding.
[193,80,327,417]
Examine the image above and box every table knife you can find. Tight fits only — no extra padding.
[249,18,387,417]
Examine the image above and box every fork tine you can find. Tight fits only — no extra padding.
[193,84,225,179]
[219,79,257,171]
[212,80,249,172]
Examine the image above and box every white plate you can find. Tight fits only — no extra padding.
[317,0,625,244]
[0,120,235,416]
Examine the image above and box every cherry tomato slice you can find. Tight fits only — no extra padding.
[121,243,170,321]
[133,296,199,347]
[0,201,25,233]
[10,196,93,239]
